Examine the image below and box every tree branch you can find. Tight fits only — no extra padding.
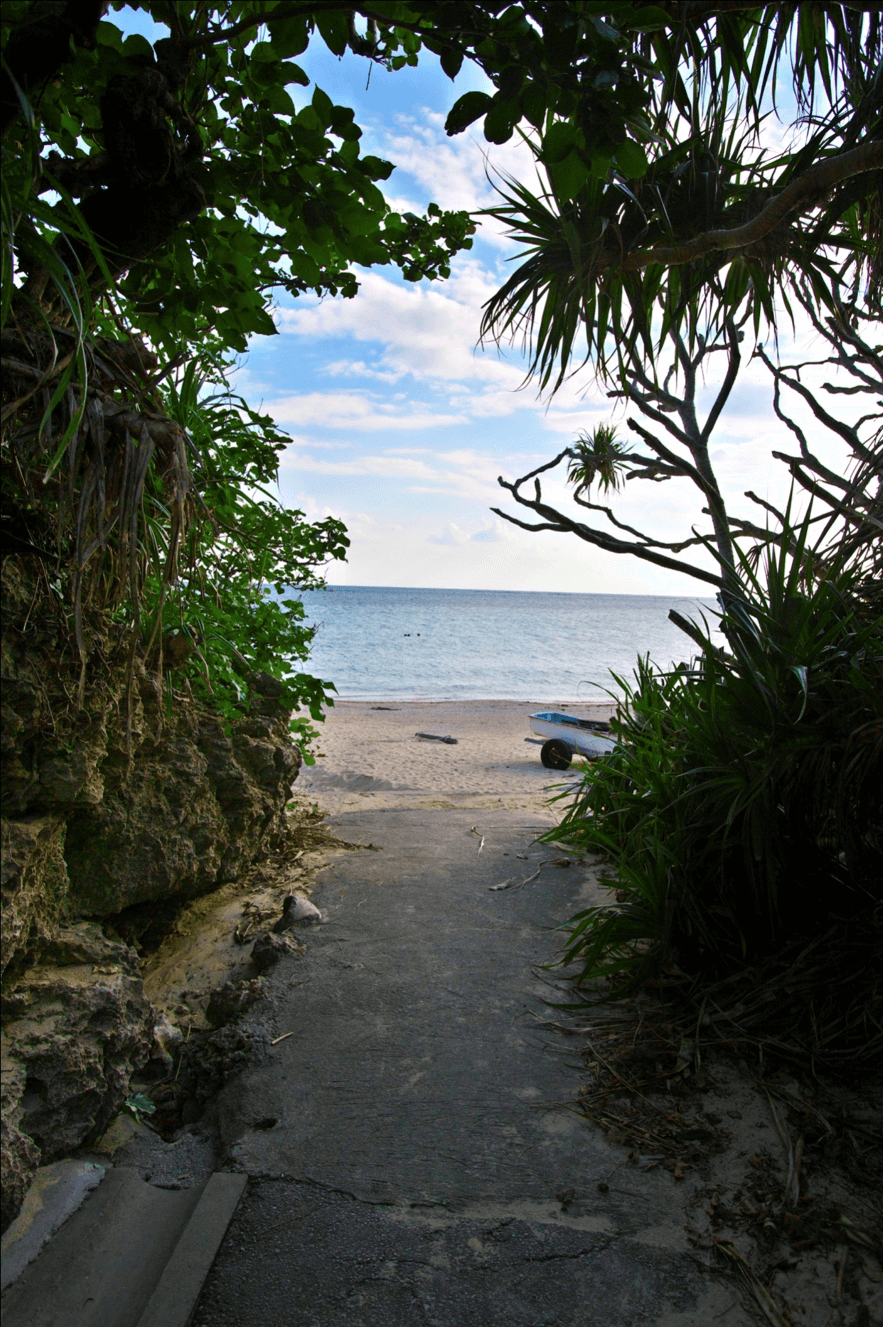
[625,418,707,489]
[701,321,742,445]
[758,344,874,468]
[494,473,721,587]
[571,492,707,551]
[771,455,883,532]
[611,140,883,273]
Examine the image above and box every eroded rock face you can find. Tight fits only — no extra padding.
[1,923,152,1233]
[54,678,302,917]
[1,558,302,1231]
[1,557,302,965]
[0,815,68,978]
[206,977,265,1028]
[0,1057,40,1236]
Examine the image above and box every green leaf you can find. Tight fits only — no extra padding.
[622,6,671,31]
[440,47,463,79]
[445,91,492,136]
[521,84,548,131]
[484,97,518,144]
[541,121,579,164]
[586,13,621,42]
[548,150,589,200]
[359,155,395,181]
[311,86,334,127]
[250,41,279,64]
[95,20,123,49]
[267,15,309,58]
[282,61,310,88]
[315,9,349,57]
[121,32,154,59]
[260,84,295,116]
[614,139,648,178]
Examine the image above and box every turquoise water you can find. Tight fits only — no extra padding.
[296,586,717,701]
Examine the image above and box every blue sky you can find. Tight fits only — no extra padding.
[118,7,852,594]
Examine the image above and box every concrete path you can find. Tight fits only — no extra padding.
[194,809,747,1326]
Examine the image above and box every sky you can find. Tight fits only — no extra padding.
[120,7,857,595]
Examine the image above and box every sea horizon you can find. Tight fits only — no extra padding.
[295,584,718,703]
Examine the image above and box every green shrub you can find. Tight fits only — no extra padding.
[549,525,882,989]
[137,352,349,756]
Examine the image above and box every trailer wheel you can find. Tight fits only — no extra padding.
[541,739,572,770]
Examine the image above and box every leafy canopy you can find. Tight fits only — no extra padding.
[1,1,480,360]
[478,3,882,385]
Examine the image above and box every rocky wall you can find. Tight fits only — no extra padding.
[0,555,303,1230]
[0,924,152,1233]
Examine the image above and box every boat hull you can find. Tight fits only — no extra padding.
[528,711,616,757]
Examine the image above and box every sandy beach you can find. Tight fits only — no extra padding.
[296,698,617,816]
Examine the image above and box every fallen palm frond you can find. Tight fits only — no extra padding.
[711,1241,790,1327]
[544,948,881,1327]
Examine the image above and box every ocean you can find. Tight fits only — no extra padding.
[296,586,718,701]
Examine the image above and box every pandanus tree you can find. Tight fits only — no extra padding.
[479,2,882,590]
[468,3,882,1028]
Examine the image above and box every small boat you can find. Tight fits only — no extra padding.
[528,711,616,769]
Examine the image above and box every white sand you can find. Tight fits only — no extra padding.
[295,699,616,816]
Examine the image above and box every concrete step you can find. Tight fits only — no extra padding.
[1,1167,246,1327]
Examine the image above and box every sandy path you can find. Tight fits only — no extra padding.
[296,699,616,816]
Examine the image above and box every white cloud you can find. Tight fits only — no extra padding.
[472,520,509,543]
[427,522,468,546]
[372,110,539,247]
[276,432,347,451]
[282,452,455,481]
[274,264,526,393]
[281,443,521,503]
[269,390,466,431]
[320,358,404,383]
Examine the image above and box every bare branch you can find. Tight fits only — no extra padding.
[490,496,722,588]
[759,344,876,468]
[610,448,683,478]
[701,322,742,445]
[572,492,707,551]
[626,419,707,490]
[771,454,883,531]
[622,390,694,450]
[744,491,789,527]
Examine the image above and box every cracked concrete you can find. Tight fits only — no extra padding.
[193,809,750,1325]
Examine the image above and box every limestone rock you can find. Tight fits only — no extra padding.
[1,562,304,1230]
[0,1057,40,1236]
[250,932,295,973]
[206,978,265,1028]
[273,893,323,931]
[1,922,152,1232]
[3,555,303,950]
[178,1023,271,1107]
[62,688,302,916]
[0,816,68,978]
[152,1016,184,1070]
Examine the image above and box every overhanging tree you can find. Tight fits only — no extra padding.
[1,2,484,726]
[477,3,881,591]
[458,4,881,1022]
[481,2,882,381]
[3,2,879,720]
[2,0,720,718]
